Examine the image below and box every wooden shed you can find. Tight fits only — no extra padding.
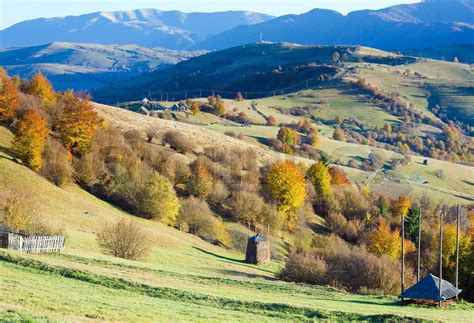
[245,233,270,265]
[0,226,65,254]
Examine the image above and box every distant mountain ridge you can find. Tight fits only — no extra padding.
[0,9,274,49]
[0,42,204,90]
[196,0,474,50]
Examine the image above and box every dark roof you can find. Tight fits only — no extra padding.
[399,274,461,301]
[248,234,267,243]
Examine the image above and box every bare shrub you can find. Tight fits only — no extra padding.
[326,212,362,243]
[176,197,214,240]
[41,137,72,187]
[96,218,151,260]
[278,248,327,285]
[163,131,197,153]
[208,180,229,206]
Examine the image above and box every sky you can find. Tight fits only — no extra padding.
[1,0,420,29]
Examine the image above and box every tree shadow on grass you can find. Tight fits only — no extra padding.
[192,246,275,275]
[0,146,20,164]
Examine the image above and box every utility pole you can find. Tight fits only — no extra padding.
[455,205,460,300]
[401,210,405,302]
[439,212,443,308]
[417,207,422,282]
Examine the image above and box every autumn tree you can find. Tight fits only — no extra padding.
[308,130,319,147]
[266,160,306,230]
[27,71,56,108]
[57,92,100,156]
[0,68,20,122]
[187,166,213,200]
[367,218,401,259]
[267,115,277,126]
[384,123,392,134]
[307,161,332,198]
[333,127,346,142]
[13,109,48,171]
[329,166,351,185]
[135,173,180,225]
[332,51,340,63]
[213,217,232,247]
[277,126,300,146]
[190,101,201,115]
[208,95,225,116]
[391,195,411,218]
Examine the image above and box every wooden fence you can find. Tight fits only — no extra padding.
[7,234,65,253]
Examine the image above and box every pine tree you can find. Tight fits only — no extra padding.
[405,205,419,242]
[13,109,48,171]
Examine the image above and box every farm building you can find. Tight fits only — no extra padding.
[0,226,65,254]
[169,102,189,112]
[245,233,270,265]
[399,274,461,301]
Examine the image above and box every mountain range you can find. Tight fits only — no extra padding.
[1,1,474,51]
[196,0,474,50]
[0,42,203,90]
[0,10,273,49]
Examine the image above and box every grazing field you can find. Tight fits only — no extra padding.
[1,109,474,321]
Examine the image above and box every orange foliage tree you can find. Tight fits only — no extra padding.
[333,127,346,142]
[266,160,306,230]
[27,72,57,108]
[0,68,20,122]
[267,115,277,126]
[190,101,201,115]
[13,109,48,171]
[57,93,99,156]
[329,166,351,185]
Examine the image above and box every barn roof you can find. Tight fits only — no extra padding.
[248,234,267,243]
[399,274,461,301]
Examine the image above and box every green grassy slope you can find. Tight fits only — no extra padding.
[1,127,473,321]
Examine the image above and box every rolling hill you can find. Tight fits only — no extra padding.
[92,43,413,104]
[0,9,273,50]
[0,42,205,91]
[1,111,473,321]
[196,0,474,51]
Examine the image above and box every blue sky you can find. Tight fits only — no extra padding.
[1,0,420,29]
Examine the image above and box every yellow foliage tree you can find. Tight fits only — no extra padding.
[28,72,57,108]
[266,160,306,230]
[367,218,401,259]
[391,195,411,218]
[213,218,232,248]
[187,166,213,200]
[57,93,100,156]
[0,68,20,122]
[13,109,48,171]
[307,161,332,198]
